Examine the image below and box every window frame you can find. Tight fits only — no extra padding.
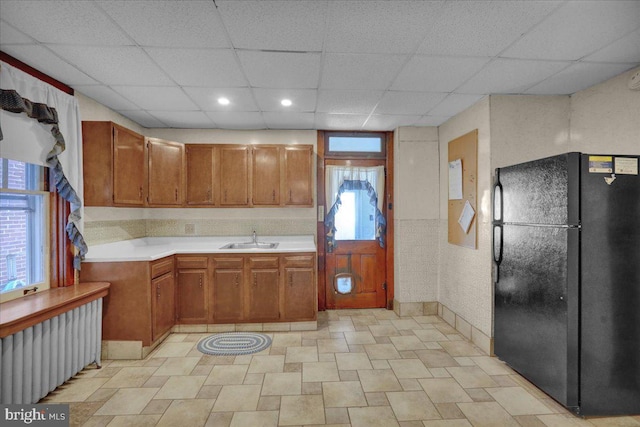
[0,159,51,303]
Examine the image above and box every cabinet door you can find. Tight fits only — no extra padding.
[152,271,175,341]
[219,146,249,206]
[248,268,280,321]
[186,145,216,206]
[252,146,281,206]
[211,269,244,322]
[282,254,316,321]
[284,145,313,206]
[82,121,114,206]
[113,124,146,206]
[177,269,207,323]
[148,138,184,206]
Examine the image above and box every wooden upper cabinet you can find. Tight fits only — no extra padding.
[284,145,313,206]
[219,145,250,206]
[252,146,281,206]
[82,121,145,206]
[147,138,184,206]
[185,145,217,206]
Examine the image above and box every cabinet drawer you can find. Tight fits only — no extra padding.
[176,256,208,269]
[248,256,279,269]
[282,254,315,268]
[151,257,174,279]
[213,256,244,269]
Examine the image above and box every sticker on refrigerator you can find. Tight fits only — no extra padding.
[588,156,613,173]
[614,157,638,175]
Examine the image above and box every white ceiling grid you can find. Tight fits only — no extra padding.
[0,0,638,130]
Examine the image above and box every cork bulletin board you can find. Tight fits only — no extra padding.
[447,129,478,249]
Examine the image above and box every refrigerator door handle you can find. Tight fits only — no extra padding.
[492,224,503,282]
[493,171,503,222]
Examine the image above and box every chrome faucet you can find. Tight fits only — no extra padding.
[252,230,257,243]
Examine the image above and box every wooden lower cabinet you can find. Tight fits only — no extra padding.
[80,252,316,346]
[211,256,244,323]
[79,256,175,348]
[282,255,317,321]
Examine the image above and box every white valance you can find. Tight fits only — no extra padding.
[0,61,83,202]
[325,165,385,213]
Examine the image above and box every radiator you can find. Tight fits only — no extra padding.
[0,298,103,404]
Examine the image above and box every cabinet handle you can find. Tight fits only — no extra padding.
[253,273,257,287]
[289,189,292,202]
[207,189,211,202]
[156,284,160,298]
[139,186,143,200]
[272,190,275,201]
[199,275,203,288]
[175,188,178,201]
[235,273,239,286]
[289,273,293,287]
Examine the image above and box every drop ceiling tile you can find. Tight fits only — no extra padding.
[184,87,258,112]
[96,0,228,48]
[111,86,198,111]
[253,89,316,112]
[237,51,321,89]
[145,48,246,87]
[416,1,559,56]
[75,85,140,111]
[363,115,422,131]
[315,113,369,130]
[414,116,451,127]
[583,29,640,63]
[456,58,571,94]
[118,110,167,128]
[325,1,445,54]
[391,56,491,92]
[262,112,315,129]
[316,90,383,114]
[0,21,34,44]
[320,53,407,90]
[427,94,485,117]
[148,111,216,129]
[502,1,640,61]
[0,45,98,86]
[0,0,131,45]
[48,46,173,86]
[525,62,637,95]
[374,91,448,115]
[206,112,266,130]
[216,0,326,51]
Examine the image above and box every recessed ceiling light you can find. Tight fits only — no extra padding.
[218,97,230,105]
[281,99,292,107]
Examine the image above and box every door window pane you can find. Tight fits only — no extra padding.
[328,136,382,153]
[335,189,376,241]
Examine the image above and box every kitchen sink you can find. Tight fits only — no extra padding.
[220,242,279,250]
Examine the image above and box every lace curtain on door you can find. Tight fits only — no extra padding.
[324,165,386,252]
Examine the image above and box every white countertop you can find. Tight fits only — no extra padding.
[83,235,317,263]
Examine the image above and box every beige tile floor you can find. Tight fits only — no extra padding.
[41,309,640,426]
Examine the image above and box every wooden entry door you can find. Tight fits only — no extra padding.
[324,159,387,309]
[325,240,386,309]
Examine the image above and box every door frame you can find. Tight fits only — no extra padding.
[316,130,394,311]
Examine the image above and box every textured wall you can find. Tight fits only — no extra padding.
[570,66,640,154]
[437,97,493,336]
[393,127,440,303]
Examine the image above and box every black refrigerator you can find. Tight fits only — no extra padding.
[492,152,640,416]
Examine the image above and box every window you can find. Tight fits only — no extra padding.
[334,189,376,241]
[326,134,385,158]
[0,158,49,303]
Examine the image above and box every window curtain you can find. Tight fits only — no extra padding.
[324,165,386,252]
[0,61,87,269]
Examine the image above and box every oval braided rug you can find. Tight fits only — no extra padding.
[197,332,272,356]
